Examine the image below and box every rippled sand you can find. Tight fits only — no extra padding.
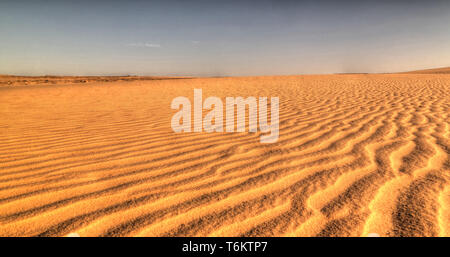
[0,74,448,236]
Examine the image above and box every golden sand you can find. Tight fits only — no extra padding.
[0,74,448,236]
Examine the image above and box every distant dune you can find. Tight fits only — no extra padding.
[0,74,448,237]
[403,66,450,74]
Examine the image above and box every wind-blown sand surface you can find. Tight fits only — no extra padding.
[0,74,448,237]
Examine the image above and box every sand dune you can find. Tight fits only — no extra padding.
[404,66,450,74]
[0,74,448,237]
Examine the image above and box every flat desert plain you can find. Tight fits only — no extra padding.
[0,73,449,237]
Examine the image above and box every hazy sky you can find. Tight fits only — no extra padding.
[1,0,450,76]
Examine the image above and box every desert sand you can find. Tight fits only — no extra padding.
[403,67,450,74]
[0,73,448,237]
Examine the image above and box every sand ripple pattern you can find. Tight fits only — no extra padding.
[0,74,449,237]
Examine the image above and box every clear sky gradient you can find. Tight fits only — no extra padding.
[1,0,450,76]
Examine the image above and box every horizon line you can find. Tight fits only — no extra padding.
[1,65,450,78]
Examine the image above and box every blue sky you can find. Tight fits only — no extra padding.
[1,0,450,76]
